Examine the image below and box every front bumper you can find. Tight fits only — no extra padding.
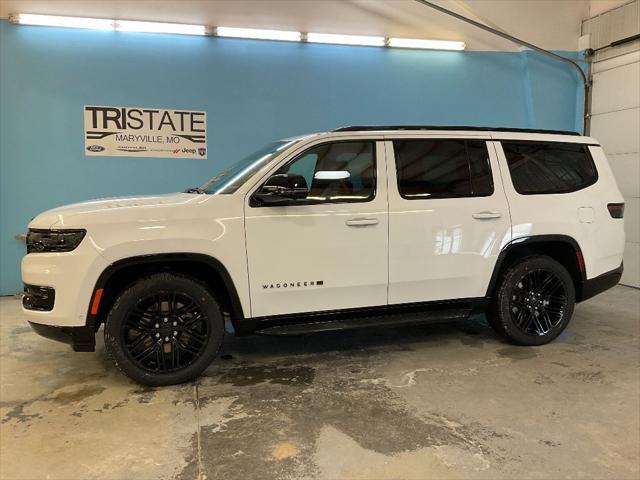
[21,237,109,327]
[28,321,96,352]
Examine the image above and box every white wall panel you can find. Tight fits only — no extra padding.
[590,0,632,17]
[592,51,640,74]
[591,62,640,115]
[622,243,640,287]
[625,197,640,244]
[590,47,640,287]
[608,153,640,198]
[590,108,640,155]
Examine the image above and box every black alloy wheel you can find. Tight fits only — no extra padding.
[105,273,224,386]
[509,269,568,336]
[489,255,575,346]
[123,291,209,372]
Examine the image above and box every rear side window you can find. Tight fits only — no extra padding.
[502,141,597,194]
[393,139,493,199]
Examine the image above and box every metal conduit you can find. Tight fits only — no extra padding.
[414,0,591,134]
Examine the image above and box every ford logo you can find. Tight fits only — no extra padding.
[87,145,105,152]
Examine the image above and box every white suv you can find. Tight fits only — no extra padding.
[21,126,625,385]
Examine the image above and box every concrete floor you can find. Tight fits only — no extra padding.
[1,286,639,480]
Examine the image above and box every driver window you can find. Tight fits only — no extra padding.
[277,141,376,203]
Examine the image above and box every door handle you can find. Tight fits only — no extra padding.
[346,218,379,227]
[472,211,502,220]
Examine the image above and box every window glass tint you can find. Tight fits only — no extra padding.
[277,141,375,203]
[502,142,597,194]
[393,139,493,199]
[467,141,493,196]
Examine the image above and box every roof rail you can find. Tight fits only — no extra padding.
[333,125,581,136]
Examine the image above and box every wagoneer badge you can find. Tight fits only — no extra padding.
[263,281,324,289]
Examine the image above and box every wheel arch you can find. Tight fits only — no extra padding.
[87,253,245,330]
[486,235,587,302]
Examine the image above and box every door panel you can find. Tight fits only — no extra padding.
[386,138,512,304]
[245,141,388,317]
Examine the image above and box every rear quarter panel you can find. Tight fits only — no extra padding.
[492,140,625,279]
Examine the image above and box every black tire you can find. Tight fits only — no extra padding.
[104,273,224,386]
[488,255,575,346]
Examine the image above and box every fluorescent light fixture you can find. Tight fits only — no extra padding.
[116,20,206,36]
[10,14,467,52]
[13,13,114,30]
[216,26,301,42]
[388,37,466,51]
[307,32,385,47]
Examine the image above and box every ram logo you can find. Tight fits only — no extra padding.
[86,145,105,153]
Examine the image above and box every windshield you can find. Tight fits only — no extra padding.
[198,140,295,194]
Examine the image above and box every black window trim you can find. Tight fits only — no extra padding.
[392,137,495,201]
[250,139,378,208]
[500,140,599,196]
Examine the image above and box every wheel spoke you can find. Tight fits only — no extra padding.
[158,345,167,371]
[532,315,546,335]
[175,301,197,315]
[182,327,207,345]
[125,317,153,332]
[548,294,567,304]
[537,311,550,332]
[177,340,201,356]
[126,332,152,350]
[523,313,535,331]
[542,311,556,330]
[134,342,159,362]
[539,275,562,295]
[171,341,178,369]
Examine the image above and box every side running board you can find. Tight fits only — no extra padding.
[255,308,471,336]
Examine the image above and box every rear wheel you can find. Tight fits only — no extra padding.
[104,273,224,386]
[489,255,575,346]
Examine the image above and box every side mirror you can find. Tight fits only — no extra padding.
[253,174,309,205]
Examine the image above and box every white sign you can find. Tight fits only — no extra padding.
[84,105,207,159]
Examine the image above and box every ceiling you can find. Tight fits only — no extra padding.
[0,0,620,51]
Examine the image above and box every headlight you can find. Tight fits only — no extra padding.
[26,229,86,253]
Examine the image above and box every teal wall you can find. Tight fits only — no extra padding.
[0,20,585,294]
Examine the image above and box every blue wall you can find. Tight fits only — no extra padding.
[0,20,585,294]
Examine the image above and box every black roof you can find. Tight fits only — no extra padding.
[334,125,581,136]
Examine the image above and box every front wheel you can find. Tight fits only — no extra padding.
[104,273,224,386]
[489,255,575,346]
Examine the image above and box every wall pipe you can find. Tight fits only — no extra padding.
[414,0,591,134]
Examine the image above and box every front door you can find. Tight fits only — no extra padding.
[245,140,388,318]
[386,136,512,304]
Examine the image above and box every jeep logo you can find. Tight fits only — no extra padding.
[87,145,105,152]
[182,148,196,154]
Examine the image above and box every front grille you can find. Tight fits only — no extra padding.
[23,284,55,311]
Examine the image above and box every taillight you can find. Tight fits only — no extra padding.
[607,203,625,218]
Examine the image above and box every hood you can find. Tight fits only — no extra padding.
[29,193,209,229]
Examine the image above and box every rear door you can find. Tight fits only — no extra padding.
[386,135,512,304]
